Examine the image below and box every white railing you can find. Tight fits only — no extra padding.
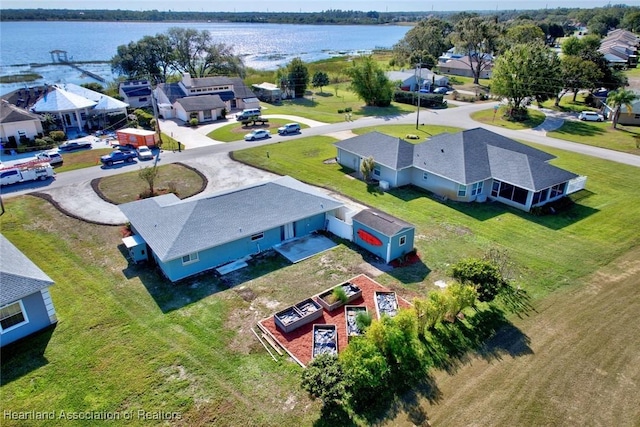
[566,176,588,195]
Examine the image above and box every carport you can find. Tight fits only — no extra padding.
[274,234,338,263]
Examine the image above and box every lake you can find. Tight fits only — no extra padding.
[0,21,410,94]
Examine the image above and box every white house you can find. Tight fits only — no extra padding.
[386,69,449,92]
[155,73,259,121]
[0,100,44,146]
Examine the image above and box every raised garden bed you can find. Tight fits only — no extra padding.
[274,298,323,333]
[375,291,398,319]
[312,324,338,358]
[345,305,368,341]
[316,282,362,312]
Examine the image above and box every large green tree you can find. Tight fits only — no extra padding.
[345,56,394,107]
[606,89,638,129]
[504,22,546,45]
[287,57,309,98]
[451,16,501,84]
[167,27,244,78]
[311,71,330,93]
[558,55,603,104]
[392,18,452,68]
[491,42,562,117]
[111,34,174,82]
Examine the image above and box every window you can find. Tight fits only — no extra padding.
[138,97,147,102]
[399,236,406,246]
[250,232,264,241]
[471,181,483,196]
[549,182,566,199]
[458,184,467,197]
[373,167,381,177]
[0,301,28,332]
[422,172,428,181]
[182,252,199,265]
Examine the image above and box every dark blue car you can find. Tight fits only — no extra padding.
[100,150,137,166]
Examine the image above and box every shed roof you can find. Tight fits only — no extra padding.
[0,234,54,306]
[119,177,343,262]
[353,209,414,237]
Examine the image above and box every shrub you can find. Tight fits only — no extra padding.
[34,138,48,147]
[189,118,199,127]
[337,109,345,114]
[355,311,372,332]
[450,258,504,302]
[133,108,154,128]
[332,287,349,304]
[49,130,66,142]
[301,354,346,403]
[393,90,444,108]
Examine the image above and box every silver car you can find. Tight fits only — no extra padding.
[578,111,604,122]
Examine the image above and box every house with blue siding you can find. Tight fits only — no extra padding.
[119,177,344,282]
[0,234,57,347]
[352,209,415,263]
[335,128,585,212]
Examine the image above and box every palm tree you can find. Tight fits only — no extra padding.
[606,89,638,129]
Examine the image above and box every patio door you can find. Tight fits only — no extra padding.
[283,222,295,240]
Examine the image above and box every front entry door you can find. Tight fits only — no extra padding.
[284,222,295,240]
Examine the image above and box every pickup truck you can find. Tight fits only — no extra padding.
[36,151,63,166]
[100,150,137,166]
[1,163,55,186]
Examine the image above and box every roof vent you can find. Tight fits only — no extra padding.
[441,148,444,153]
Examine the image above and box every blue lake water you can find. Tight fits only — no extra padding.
[0,21,410,94]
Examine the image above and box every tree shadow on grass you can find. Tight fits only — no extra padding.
[553,121,607,137]
[1,325,56,386]
[425,305,533,375]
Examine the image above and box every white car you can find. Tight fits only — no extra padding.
[578,111,604,122]
[244,129,270,141]
[137,145,154,161]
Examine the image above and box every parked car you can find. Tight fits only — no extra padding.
[277,123,301,135]
[100,150,137,166]
[433,87,448,94]
[244,129,271,141]
[578,111,604,122]
[35,150,63,167]
[58,141,92,151]
[137,145,154,161]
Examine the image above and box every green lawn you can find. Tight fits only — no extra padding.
[233,129,640,298]
[208,118,305,142]
[548,120,640,155]
[470,107,546,130]
[540,92,597,114]
[256,83,417,124]
[55,148,112,173]
[97,163,206,204]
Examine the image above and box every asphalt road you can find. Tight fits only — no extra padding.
[3,101,639,200]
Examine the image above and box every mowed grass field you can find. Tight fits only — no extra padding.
[1,123,639,425]
[388,245,640,426]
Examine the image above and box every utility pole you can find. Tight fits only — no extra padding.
[415,61,421,130]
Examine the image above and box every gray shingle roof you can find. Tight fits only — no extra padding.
[0,100,41,123]
[353,209,414,237]
[334,131,415,170]
[414,128,576,190]
[0,234,54,306]
[119,177,343,262]
[229,77,257,99]
[175,94,226,112]
[337,128,577,192]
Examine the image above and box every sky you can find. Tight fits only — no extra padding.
[2,0,639,12]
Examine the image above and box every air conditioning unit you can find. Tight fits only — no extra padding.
[379,180,390,191]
